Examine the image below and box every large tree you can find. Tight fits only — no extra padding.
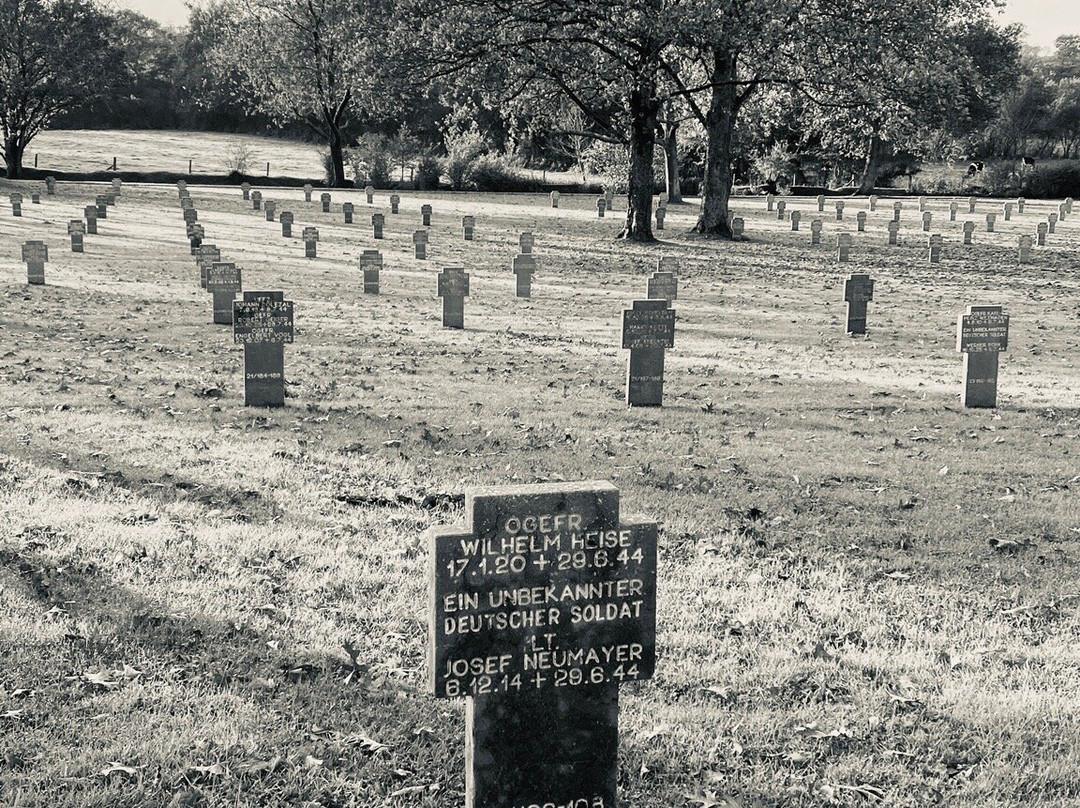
[0,0,117,178]
[208,0,395,186]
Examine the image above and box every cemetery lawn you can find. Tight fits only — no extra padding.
[2,178,1080,808]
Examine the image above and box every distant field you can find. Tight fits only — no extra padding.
[30,130,326,179]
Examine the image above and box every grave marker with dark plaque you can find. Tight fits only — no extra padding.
[321,192,331,213]
[963,221,975,244]
[655,206,665,230]
[817,194,825,212]
[887,221,899,246]
[84,205,98,235]
[422,204,432,226]
[766,193,775,212]
[1018,234,1032,264]
[196,244,220,288]
[790,210,801,231]
[438,266,470,328]
[427,479,657,808]
[180,196,194,211]
[810,218,822,245]
[922,211,932,231]
[233,291,293,407]
[957,305,1008,408]
[1018,197,1025,214]
[22,241,48,284]
[360,249,382,294]
[1037,221,1048,246]
[1003,201,1013,221]
[343,202,354,224]
[68,220,85,252]
[414,229,428,259]
[856,211,866,232]
[596,198,606,218]
[303,226,318,259]
[843,273,874,334]
[986,212,996,232]
[251,190,262,211]
[280,211,294,237]
[1049,212,1058,234]
[949,201,958,221]
[265,200,277,221]
[622,299,676,407]
[31,192,39,204]
[372,212,385,239]
[10,193,22,217]
[206,262,242,325]
[776,200,786,219]
[512,254,535,298]
[968,196,977,214]
[390,194,400,213]
[869,194,878,211]
[646,270,677,303]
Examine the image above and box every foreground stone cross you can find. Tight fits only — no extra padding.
[427,480,657,808]
[280,211,294,237]
[512,254,536,298]
[844,273,874,334]
[622,299,676,407]
[438,266,470,328]
[207,262,242,324]
[360,249,382,294]
[68,220,85,252]
[22,241,48,284]
[957,305,1008,408]
[647,269,677,303]
[233,291,294,407]
[303,226,319,259]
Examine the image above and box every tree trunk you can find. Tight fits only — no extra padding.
[693,49,739,237]
[3,135,25,179]
[328,126,347,187]
[620,79,658,242]
[660,119,681,203]
[856,131,888,195]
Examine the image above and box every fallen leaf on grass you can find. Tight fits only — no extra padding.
[388,784,427,797]
[184,762,226,781]
[684,791,744,808]
[989,537,1033,554]
[232,756,284,777]
[99,762,140,778]
[341,733,388,754]
[302,754,323,769]
[793,722,850,739]
[83,669,119,690]
[1,710,24,720]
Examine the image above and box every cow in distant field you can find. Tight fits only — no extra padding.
[966,160,984,177]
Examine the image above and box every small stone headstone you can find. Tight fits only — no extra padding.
[95,196,107,218]
[550,190,560,208]
[776,200,786,220]
[104,192,116,207]
[10,193,22,217]
[957,305,1008,408]
[766,193,775,212]
[918,196,927,212]
[1037,221,1048,246]
[196,245,220,288]
[241,182,251,200]
[303,226,319,258]
[922,211,932,231]
[790,210,801,231]
[596,198,606,218]
[177,179,187,192]
[1003,201,1013,221]
[250,190,261,210]
[887,221,899,246]
[655,207,665,230]
[731,217,745,239]
[1058,202,1067,221]
[986,212,996,232]
[68,220,85,252]
[321,192,331,213]
[810,219,822,245]
[233,291,293,408]
[836,232,851,261]
[183,208,198,225]
[365,185,375,204]
[843,273,874,334]
[280,211,294,237]
[892,201,902,222]
[22,241,48,285]
[304,184,313,202]
[265,200,277,221]
[835,200,844,221]
[623,299,676,407]
[188,223,205,254]
[868,195,878,212]
[1018,234,1032,263]
[605,188,614,211]
[360,249,382,294]
[84,205,98,235]
[963,221,975,245]
[31,192,39,204]
[372,212,385,239]
[816,194,825,212]
[646,268,677,303]
[1017,197,1025,214]
[206,262,243,325]
[421,204,432,226]
[1048,213,1058,233]
[1066,197,1074,214]
[856,211,866,232]
[180,196,194,211]
[343,202,354,224]
[45,177,55,194]
[413,229,428,259]
[513,253,536,298]
[390,194,400,213]
[968,196,977,214]
[438,266,470,328]
[519,232,534,254]
[928,233,943,263]
[462,215,475,240]
[111,178,122,196]
[949,201,958,221]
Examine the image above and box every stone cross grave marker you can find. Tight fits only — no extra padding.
[84,205,98,235]
[180,196,194,211]
[731,217,745,239]
[513,254,536,299]
[427,480,657,808]
[928,233,943,263]
[1003,201,1013,221]
[844,273,874,334]
[836,232,852,261]
[304,184,313,202]
[177,179,187,192]
[1037,221,1048,246]
[413,229,428,259]
[188,223,204,254]
[766,193,775,212]
[892,201,902,222]
[207,262,242,325]
[422,204,432,226]
[94,196,107,219]
[280,211,294,238]
[887,221,899,245]
[390,194,400,214]
[986,212,996,232]
[68,220,85,252]
[922,211,932,232]
[265,200,277,222]
[438,266,470,329]
[1017,197,1025,214]
[373,212,385,239]
[647,269,677,303]
[776,200,786,220]
[241,182,251,200]
[303,226,319,258]
[45,176,55,194]
[360,249,382,294]
[868,195,878,212]
[962,220,975,245]
[234,291,294,407]
[1018,234,1032,264]
[950,201,958,221]
[596,198,606,218]
[104,191,116,207]
[463,215,476,241]
[622,299,676,407]
[655,206,665,230]
[968,196,977,213]
[9,193,22,217]
[1058,202,1067,221]
[365,185,375,204]
[918,197,927,212]
[1048,213,1058,233]
[1066,197,1074,214]
[519,232,534,254]
[604,188,614,211]
[817,194,825,212]
[810,219,822,245]
[343,202,354,224]
[550,190,560,208]
[856,211,866,232]
[957,305,1008,408]
[22,241,48,285]
[183,208,198,226]
[251,190,262,210]
[321,192,331,213]
[835,200,845,221]
[196,244,220,288]
[111,178,122,196]
[790,210,801,231]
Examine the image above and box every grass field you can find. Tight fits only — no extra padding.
[1,162,1079,808]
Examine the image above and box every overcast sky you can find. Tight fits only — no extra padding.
[115,0,1077,50]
